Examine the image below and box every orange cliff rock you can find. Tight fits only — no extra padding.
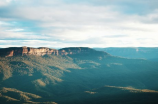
[0,47,58,57]
[0,46,100,57]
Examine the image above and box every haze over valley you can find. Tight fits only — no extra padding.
[0,46,158,104]
[0,0,158,103]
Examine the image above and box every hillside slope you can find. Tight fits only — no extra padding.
[0,47,158,104]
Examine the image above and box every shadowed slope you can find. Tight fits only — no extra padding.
[0,47,158,104]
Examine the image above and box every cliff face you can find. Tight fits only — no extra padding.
[0,47,58,57]
[0,47,99,57]
[59,47,96,55]
[22,47,59,56]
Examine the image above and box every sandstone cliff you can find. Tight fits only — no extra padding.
[0,47,58,57]
[0,47,99,57]
[59,47,96,55]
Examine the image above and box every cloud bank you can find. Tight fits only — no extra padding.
[0,0,158,48]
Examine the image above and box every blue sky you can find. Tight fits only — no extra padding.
[0,0,158,48]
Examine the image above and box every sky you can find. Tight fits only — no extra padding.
[0,0,158,48]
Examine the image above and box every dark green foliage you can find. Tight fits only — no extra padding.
[0,49,158,104]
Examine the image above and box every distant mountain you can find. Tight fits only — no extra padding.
[94,47,158,61]
[0,47,158,104]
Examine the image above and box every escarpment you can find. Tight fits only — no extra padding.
[0,46,106,57]
[0,47,58,57]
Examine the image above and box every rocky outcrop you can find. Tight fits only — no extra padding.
[59,47,96,55]
[0,46,106,57]
[22,46,59,56]
[0,47,58,57]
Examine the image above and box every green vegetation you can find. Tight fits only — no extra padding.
[0,49,158,104]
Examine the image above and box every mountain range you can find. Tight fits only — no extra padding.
[94,47,158,61]
[0,47,158,104]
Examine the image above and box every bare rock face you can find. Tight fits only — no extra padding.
[59,47,96,55]
[0,46,101,57]
[0,47,58,57]
[6,50,14,57]
[22,47,58,56]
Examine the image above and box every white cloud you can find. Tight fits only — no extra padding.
[6,28,24,32]
[0,0,9,6]
[0,0,158,47]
